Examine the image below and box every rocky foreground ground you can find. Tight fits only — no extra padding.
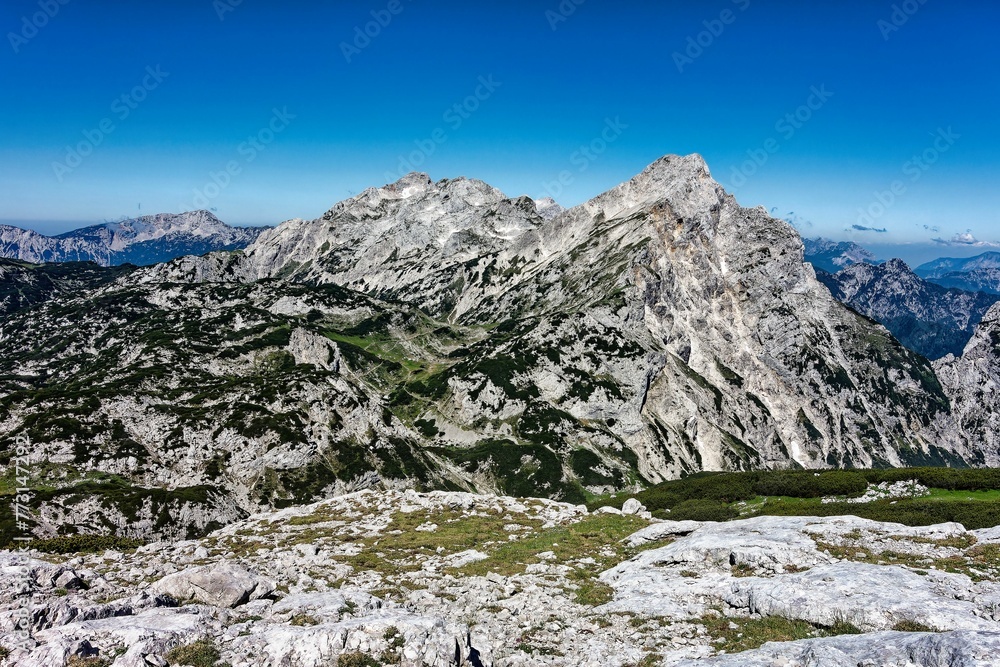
[3,489,1000,666]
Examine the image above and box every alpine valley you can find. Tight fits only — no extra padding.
[2,154,1000,545]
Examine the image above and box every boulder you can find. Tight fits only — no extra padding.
[621,498,646,515]
[152,562,274,608]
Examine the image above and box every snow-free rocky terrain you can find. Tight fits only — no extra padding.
[917,253,1000,295]
[0,212,265,267]
[4,489,1000,666]
[801,238,877,275]
[818,259,1000,359]
[3,154,1000,542]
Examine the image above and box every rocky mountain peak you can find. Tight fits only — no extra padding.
[581,153,716,221]
[386,171,434,197]
[533,196,565,220]
[323,172,509,222]
[803,238,878,274]
[967,302,1000,352]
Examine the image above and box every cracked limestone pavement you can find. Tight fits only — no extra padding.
[3,489,1000,666]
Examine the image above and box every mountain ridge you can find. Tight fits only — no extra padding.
[916,251,1000,279]
[803,237,878,274]
[819,258,1000,359]
[0,211,266,267]
[2,154,998,543]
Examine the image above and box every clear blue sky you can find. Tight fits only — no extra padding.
[1,0,997,260]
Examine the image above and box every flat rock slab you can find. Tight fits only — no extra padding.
[725,563,997,632]
[672,630,1000,667]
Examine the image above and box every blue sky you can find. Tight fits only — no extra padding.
[1,0,998,262]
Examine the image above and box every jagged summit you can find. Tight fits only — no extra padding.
[386,171,434,197]
[322,172,510,221]
[803,238,878,274]
[532,196,565,221]
[580,153,714,221]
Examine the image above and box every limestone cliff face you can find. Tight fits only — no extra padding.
[933,303,1000,464]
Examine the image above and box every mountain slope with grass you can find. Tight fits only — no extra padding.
[2,155,999,543]
[5,482,1000,666]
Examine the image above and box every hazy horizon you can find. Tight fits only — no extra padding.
[3,213,995,271]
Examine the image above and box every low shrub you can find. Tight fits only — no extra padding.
[165,638,221,667]
[337,653,380,667]
[665,499,738,522]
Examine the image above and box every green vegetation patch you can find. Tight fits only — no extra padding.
[166,638,223,667]
[589,467,1000,531]
[433,439,583,502]
[700,615,862,654]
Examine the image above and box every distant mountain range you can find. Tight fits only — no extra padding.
[802,238,879,274]
[916,252,1000,295]
[804,239,1000,359]
[0,211,266,267]
[817,259,1000,360]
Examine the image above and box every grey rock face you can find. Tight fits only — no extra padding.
[933,303,1000,465]
[674,631,1000,667]
[532,197,565,221]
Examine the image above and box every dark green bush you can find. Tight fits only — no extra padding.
[765,498,1000,530]
[665,499,739,522]
[636,472,757,511]
[591,467,1000,529]
[751,470,867,498]
[337,652,380,667]
[627,469,866,513]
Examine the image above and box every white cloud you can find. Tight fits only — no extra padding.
[932,230,1000,247]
